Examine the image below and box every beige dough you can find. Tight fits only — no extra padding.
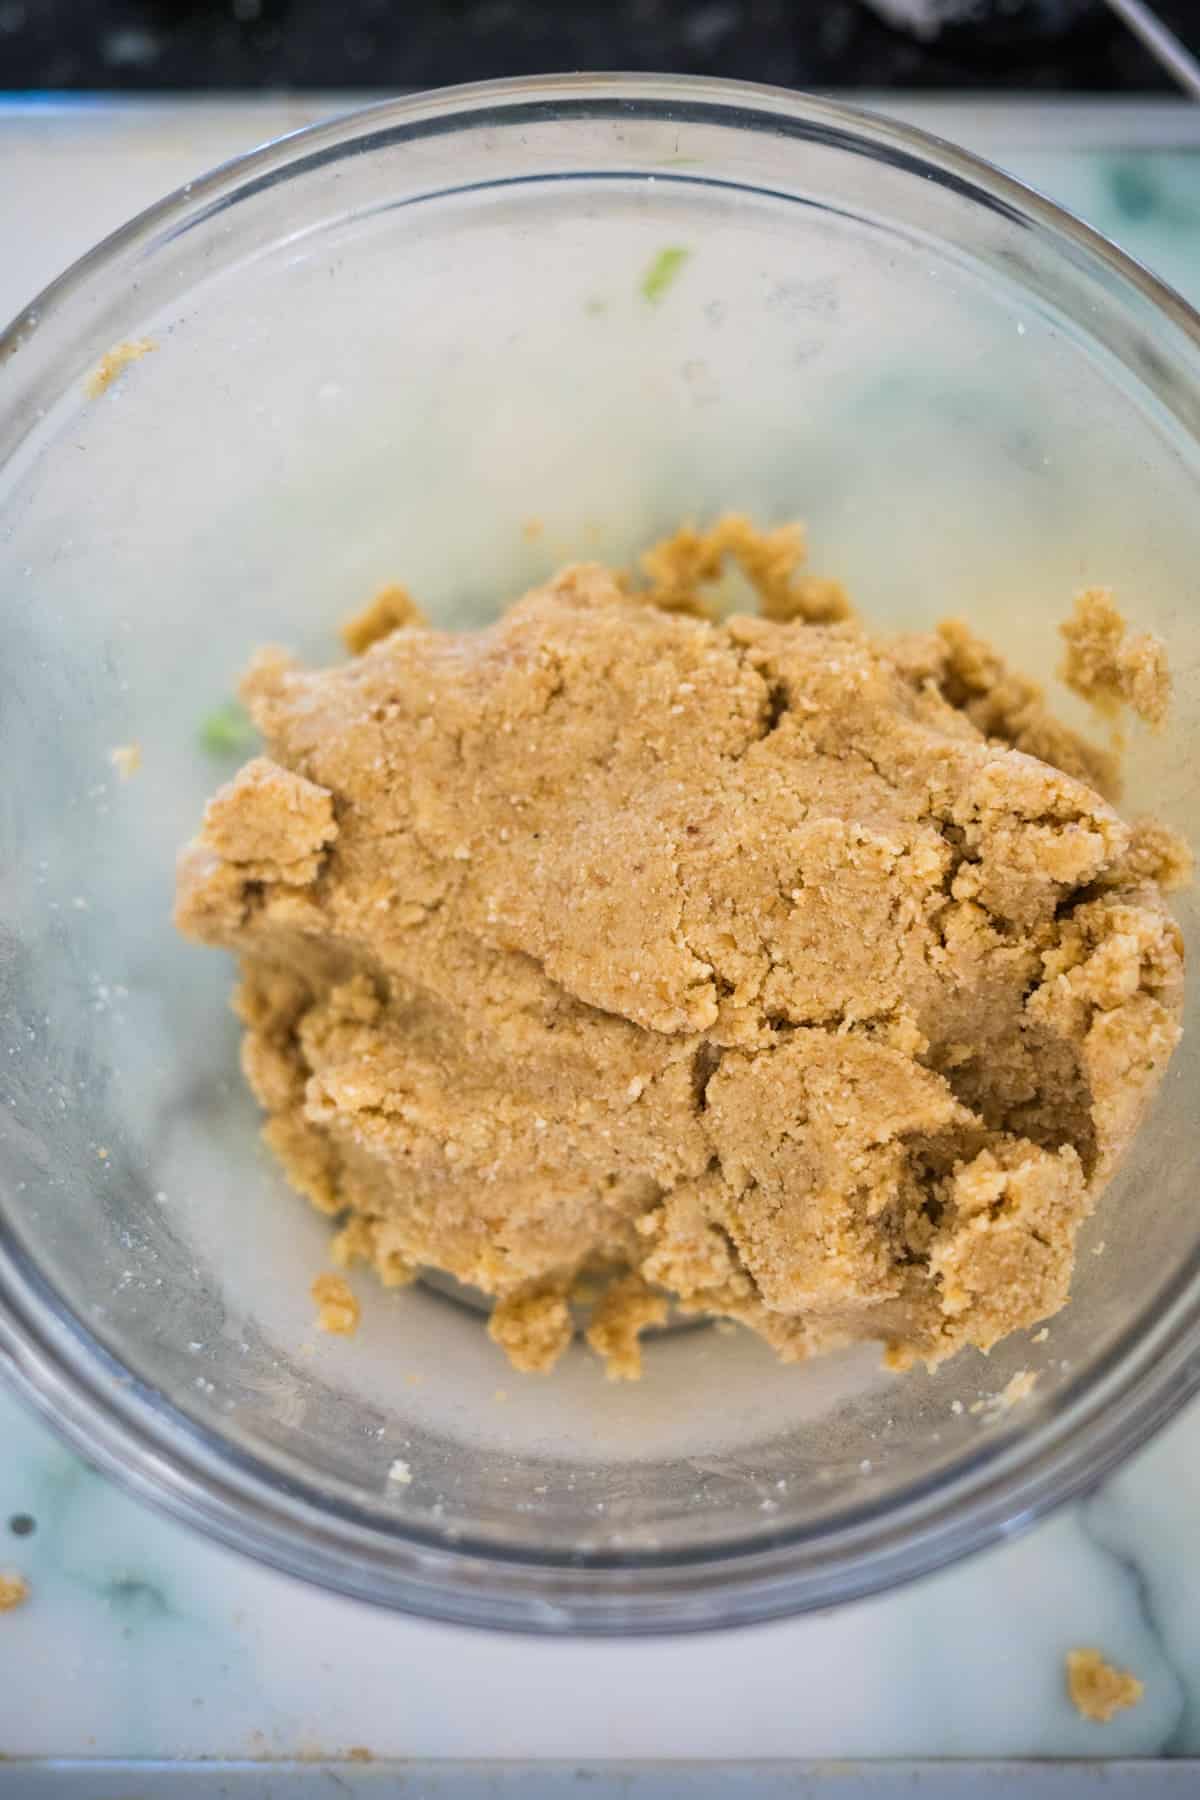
[0,1573,29,1612]
[340,584,427,656]
[84,338,156,399]
[1066,1649,1144,1722]
[175,520,1186,1379]
[1060,588,1170,727]
[311,1272,360,1336]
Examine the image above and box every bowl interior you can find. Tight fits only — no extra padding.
[1,86,1198,1607]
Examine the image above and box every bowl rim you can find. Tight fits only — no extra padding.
[2,70,1199,1635]
[8,70,1200,360]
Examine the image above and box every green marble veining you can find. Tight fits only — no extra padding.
[1,1396,253,1758]
[1011,150,1200,298]
[3,1422,178,1643]
[1106,154,1200,230]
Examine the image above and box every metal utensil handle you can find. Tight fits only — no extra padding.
[1104,0,1200,100]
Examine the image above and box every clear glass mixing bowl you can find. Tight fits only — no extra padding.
[1,75,1198,1635]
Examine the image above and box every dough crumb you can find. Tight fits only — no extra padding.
[311,1272,360,1336]
[1066,1648,1144,1722]
[998,1369,1038,1409]
[387,1457,412,1485]
[585,1276,669,1381]
[1061,588,1170,727]
[85,338,156,398]
[640,514,851,623]
[109,742,142,780]
[933,615,1120,795]
[1110,817,1194,893]
[340,583,427,656]
[0,1573,29,1612]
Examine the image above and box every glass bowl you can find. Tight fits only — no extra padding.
[1,75,1198,1635]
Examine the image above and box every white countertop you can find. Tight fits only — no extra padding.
[2,95,1200,1779]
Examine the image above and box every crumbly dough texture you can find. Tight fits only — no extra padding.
[311,1272,360,1336]
[1060,588,1170,727]
[176,520,1186,1379]
[1066,1649,1144,1722]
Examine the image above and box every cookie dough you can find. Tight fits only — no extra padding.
[1066,1649,1144,1722]
[311,1272,360,1336]
[176,521,1186,1378]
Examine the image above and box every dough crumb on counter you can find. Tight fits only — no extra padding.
[1060,588,1170,727]
[387,1458,412,1485]
[1066,1648,1145,1722]
[85,338,156,398]
[311,1272,360,1336]
[176,520,1187,1380]
[0,1573,29,1612]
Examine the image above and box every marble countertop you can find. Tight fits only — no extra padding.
[1,95,1200,1779]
